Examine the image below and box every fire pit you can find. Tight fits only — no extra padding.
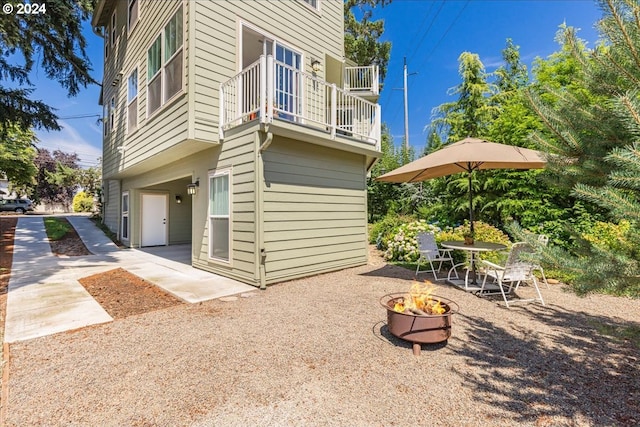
[380,283,459,355]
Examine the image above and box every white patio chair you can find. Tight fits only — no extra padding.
[533,234,550,288]
[479,242,545,308]
[415,232,457,281]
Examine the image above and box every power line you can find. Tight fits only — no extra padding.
[385,0,470,144]
[58,113,102,120]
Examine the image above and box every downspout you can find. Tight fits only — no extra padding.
[259,129,273,152]
[256,129,272,290]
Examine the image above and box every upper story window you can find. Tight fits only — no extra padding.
[109,96,116,132]
[127,68,138,132]
[111,11,117,46]
[128,0,139,32]
[104,27,109,59]
[300,0,319,9]
[146,5,183,117]
[103,103,108,136]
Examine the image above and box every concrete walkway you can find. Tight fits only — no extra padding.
[4,216,256,343]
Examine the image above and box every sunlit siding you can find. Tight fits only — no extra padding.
[261,137,368,283]
[191,0,344,142]
[102,0,189,179]
[192,129,257,285]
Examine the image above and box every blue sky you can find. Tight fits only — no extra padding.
[28,0,604,168]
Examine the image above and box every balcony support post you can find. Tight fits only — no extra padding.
[266,55,274,123]
[259,55,267,124]
[218,85,224,140]
[375,104,381,151]
[330,83,337,139]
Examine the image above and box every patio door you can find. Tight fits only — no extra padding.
[273,42,301,119]
[240,25,302,120]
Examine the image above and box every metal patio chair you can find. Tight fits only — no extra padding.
[479,242,545,308]
[415,232,457,281]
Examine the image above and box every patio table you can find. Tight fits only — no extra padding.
[440,241,507,293]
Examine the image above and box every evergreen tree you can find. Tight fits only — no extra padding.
[367,126,402,221]
[425,52,497,226]
[527,0,640,296]
[344,0,392,86]
[0,0,97,132]
[432,52,498,142]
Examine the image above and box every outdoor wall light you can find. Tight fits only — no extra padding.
[175,195,182,204]
[111,71,124,87]
[187,179,199,195]
[311,59,321,73]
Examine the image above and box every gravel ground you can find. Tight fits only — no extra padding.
[5,248,640,426]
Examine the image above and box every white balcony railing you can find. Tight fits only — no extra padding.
[344,65,379,95]
[219,55,381,149]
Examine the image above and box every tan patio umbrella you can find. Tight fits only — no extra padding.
[376,137,546,234]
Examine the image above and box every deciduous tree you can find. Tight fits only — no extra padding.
[0,124,37,190]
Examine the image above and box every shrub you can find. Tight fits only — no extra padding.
[73,191,94,213]
[581,220,634,253]
[369,213,415,247]
[383,220,442,262]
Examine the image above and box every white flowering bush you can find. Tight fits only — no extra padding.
[383,220,442,262]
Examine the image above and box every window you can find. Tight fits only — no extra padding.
[121,192,129,240]
[209,170,230,262]
[103,103,108,136]
[104,27,109,58]
[128,0,139,31]
[111,11,117,46]
[163,6,183,102]
[127,69,138,132]
[301,0,319,9]
[109,96,115,132]
[147,36,161,115]
[146,5,183,116]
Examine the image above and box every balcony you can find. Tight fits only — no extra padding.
[344,65,379,98]
[219,55,381,150]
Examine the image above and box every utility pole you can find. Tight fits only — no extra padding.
[403,57,409,150]
[402,57,417,151]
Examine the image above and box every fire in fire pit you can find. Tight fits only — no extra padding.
[381,282,459,355]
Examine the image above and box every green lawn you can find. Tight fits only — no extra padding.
[43,217,73,241]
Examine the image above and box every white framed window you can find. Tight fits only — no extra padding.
[104,27,110,59]
[103,103,108,136]
[127,68,138,132]
[121,192,129,240]
[147,35,161,115]
[146,5,183,117]
[128,0,139,32]
[208,169,231,262]
[109,96,115,132]
[163,6,183,102]
[111,11,117,46]
[300,0,319,10]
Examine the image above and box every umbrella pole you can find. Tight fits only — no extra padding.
[468,172,474,236]
[468,171,478,285]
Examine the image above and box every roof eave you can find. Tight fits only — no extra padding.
[91,0,117,28]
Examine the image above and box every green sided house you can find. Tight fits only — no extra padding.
[92,0,381,289]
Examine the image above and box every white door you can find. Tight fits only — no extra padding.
[141,193,168,247]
